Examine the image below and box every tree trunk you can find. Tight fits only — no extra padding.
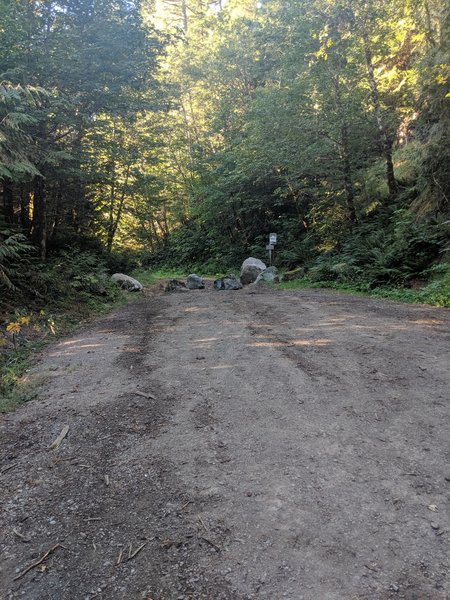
[107,163,130,253]
[32,175,47,260]
[182,0,188,33]
[362,28,398,198]
[2,180,14,224]
[332,75,357,223]
[20,184,32,233]
[340,123,357,223]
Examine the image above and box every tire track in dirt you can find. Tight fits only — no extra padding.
[1,286,449,600]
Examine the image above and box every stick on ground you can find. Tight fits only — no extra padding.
[13,544,62,581]
[49,426,70,450]
[133,390,156,400]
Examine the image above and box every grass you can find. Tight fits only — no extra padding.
[277,278,450,307]
[131,268,188,286]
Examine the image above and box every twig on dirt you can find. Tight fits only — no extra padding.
[116,549,124,565]
[199,536,221,552]
[104,475,110,486]
[1,463,18,474]
[134,390,156,400]
[402,472,417,476]
[181,500,192,510]
[49,426,69,450]
[13,528,31,543]
[198,516,208,532]
[364,563,379,572]
[13,544,62,581]
[128,542,133,559]
[128,543,147,561]
[85,517,102,522]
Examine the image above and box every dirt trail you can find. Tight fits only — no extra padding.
[1,285,449,600]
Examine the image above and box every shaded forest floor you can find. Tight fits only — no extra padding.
[0,284,449,600]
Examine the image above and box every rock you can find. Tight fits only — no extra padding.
[111,273,143,292]
[186,274,205,289]
[240,257,266,285]
[165,279,188,292]
[430,522,440,530]
[214,275,243,290]
[255,266,279,284]
[282,266,305,282]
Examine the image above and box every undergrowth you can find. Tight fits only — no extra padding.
[278,273,450,307]
[0,248,132,411]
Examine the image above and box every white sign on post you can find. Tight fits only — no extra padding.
[269,233,277,244]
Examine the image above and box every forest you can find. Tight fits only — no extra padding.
[0,0,449,328]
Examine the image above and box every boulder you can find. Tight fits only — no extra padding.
[165,279,188,292]
[240,257,267,285]
[255,266,279,284]
[111,273,143,292]
[186,274,205,289]
[213,274,243,290]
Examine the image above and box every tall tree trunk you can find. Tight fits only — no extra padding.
[2,180,14,223]
[362,28,398,198]
[107,163,130,253]
[332,75,357,223]
[20,184,32,233]
[339,123,357,223]
[32,175,47,260]
[181,0,188,33]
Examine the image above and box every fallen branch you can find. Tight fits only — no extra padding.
[13,528,31,543]
[199,536,220,552]
[1,463,18,474]
[128,543,147,561]
[49,426,69,450]
[13,544,62,581]
[133,390,156,400]
[198,516,208,532]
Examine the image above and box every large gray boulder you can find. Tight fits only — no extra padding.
[111,273,143,292]
[240,257,267,285]
[165,279,188,292]
[214,274,243,290]
[186,274,205,289]
[255,266,279,284]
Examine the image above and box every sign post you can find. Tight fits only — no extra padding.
[267,233,277,265]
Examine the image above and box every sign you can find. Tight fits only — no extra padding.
[266,244,274,250]
[269,233,277,244]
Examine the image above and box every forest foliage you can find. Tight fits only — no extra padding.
[1,0,449,313]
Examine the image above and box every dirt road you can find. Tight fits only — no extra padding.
[1,284,449,600]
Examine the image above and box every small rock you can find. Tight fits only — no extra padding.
[165,279,188,292]
[430,522,440,530]
[111,273,143,292]
[214,275,243,290]
[255,266,279,284]
[186,274,205,289]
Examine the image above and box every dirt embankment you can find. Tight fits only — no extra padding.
[1,285,449,600]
